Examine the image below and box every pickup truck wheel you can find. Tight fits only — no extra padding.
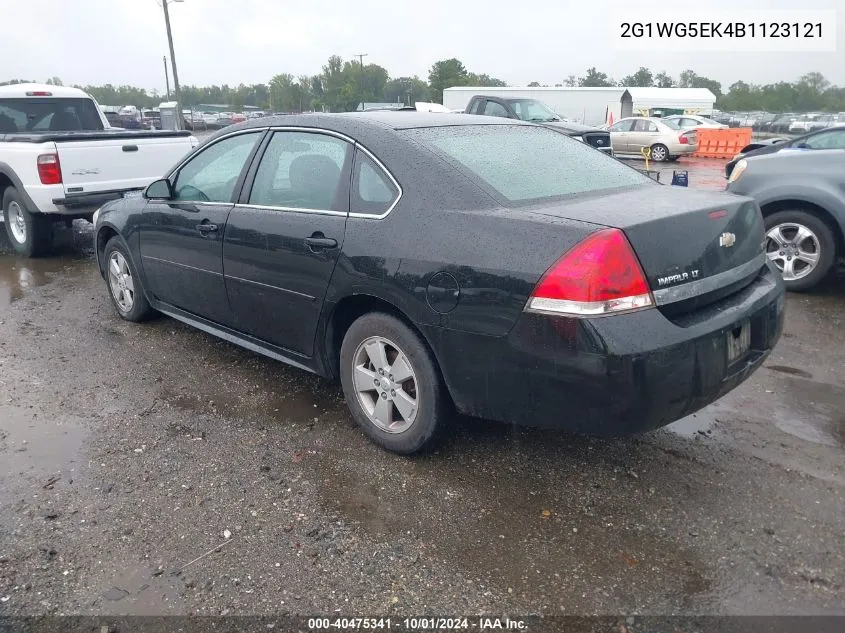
[764,210,836,292]
[2,188,53,257]
[339,312,448,455]
[103,236,154,322]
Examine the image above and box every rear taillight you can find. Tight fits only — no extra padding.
[525,228,654,317]
[679,134,690,144]
[37,153,62,185]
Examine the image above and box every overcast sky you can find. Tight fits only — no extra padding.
[5,0,842,93]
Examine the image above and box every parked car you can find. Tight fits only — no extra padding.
[662,114,727,130]
[103,111,123,128]
[767,114,800,134]
[463,95,612,155]
[728,149,845,291]
[751,113,777,131]
[788,114,824,134]
[725,126,845,178]
[216,113,234,127]
[141,109,161,130]
[92,112,784,454]
[0,83,198,256]
[231,113,247,124]
[810,113,845,131]
[607,116,697,161]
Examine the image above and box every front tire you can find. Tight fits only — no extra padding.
[339,312,448,454]
[764,210,836,291]
[649,144,670,162]
[2,188,54,257]
[103,236,154,321]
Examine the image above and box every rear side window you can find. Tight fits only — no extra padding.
[351,151,400,216]
[0,98,104,133]
[404,125,650,204]
[248,131,351,212]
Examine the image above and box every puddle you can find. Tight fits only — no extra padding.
[773,377,845,448]
[665,410,721,439]
[0,405,89,525]
[0,253,89,312]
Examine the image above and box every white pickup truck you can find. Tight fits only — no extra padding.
[0,83,198,256]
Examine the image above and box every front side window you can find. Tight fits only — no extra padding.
[509,100,560,123]
[351,151,399,216]
[248,131,351,212]
[609,120,634,132]
[173,132,260,203]
[405,125,650,204]
[482,101,510,118]
[801,130,845,150]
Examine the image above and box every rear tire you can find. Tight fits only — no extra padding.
[764,210,836,292]
[2,188,54,257]
[339,312,448,454]
[103,236,154,321]
[649,144,670,162]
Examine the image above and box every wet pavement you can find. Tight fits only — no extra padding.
[0,211,843,617]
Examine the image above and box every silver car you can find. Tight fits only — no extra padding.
[607,117,698,162]
[663,114,727,130]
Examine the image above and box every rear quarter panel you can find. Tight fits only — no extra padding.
[730,151,845,233]
[327,127,599,338]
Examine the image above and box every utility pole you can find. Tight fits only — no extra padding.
[355,53,368,111]
[163,56,171,100]
[162,0,183,129]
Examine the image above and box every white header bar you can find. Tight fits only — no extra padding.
[613,10,837,52]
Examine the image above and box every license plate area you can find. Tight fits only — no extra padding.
[726,321,751,365]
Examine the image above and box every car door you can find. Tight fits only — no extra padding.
[222,129,353,357]
[608,119,635,152]
[140,130,264,325]
[628,119,659,154]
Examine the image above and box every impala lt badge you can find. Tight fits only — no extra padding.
[719,232,736,247]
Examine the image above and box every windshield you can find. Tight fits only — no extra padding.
[0,98,104,133]
[508,99,561,122]
[405,125,650,204]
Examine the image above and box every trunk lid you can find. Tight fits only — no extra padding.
[56,133,194,194]
[526,185,766,307]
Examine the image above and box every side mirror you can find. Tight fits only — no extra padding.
[795,142,811,149]
[144,178,173,200]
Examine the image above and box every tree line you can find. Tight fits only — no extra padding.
[3,59,844,113]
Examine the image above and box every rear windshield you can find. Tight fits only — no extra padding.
[404,125,650,203]
[0,98,105,133]
[661,118,681,130]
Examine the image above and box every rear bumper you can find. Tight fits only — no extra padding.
[431,264,785,435]
[52,188,142,211]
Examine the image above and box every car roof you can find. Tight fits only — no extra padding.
[0,83,91,99]
[224,111,529,133]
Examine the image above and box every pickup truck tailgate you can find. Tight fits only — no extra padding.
[58,134,194,194]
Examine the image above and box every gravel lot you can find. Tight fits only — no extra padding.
[0,170,843,617]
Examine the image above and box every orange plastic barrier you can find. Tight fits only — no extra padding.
[692,128,753,159]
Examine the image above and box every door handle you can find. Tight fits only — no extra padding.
[196,222,218,235]
[304,233,338,250]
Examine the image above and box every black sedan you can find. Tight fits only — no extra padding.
[93,113,785,454]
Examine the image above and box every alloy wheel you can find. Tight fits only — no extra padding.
[352,336,418,433]
[766,222,820,281]
[108,251,135,312]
